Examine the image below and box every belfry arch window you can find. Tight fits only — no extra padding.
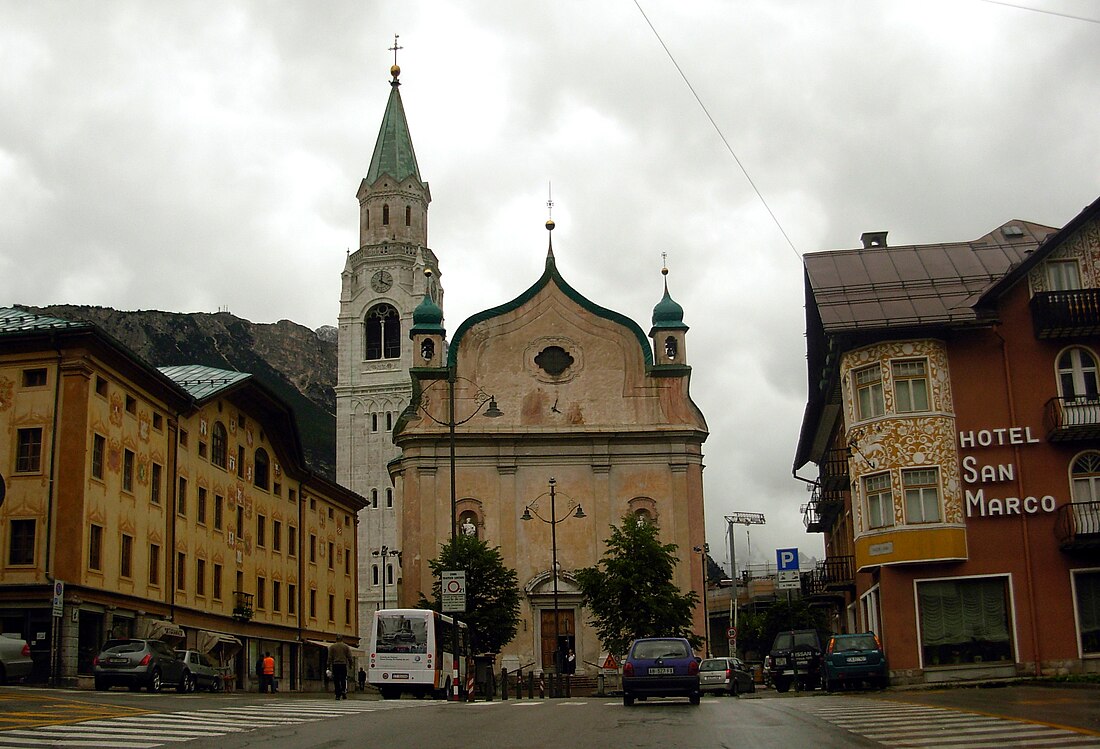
[1058,347,1099,402]
[664,336,677,361]
[405,205,411,226]
[365,304,401,360]
[382,204,390,225]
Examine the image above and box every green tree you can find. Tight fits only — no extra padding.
[575,513,702,656]
[417,533,521,655]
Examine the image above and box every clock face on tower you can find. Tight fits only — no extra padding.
[371,270,393,293]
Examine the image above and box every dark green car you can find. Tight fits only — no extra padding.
[822,633,888,691]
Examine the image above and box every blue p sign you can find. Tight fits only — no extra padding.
[777,548,799,571]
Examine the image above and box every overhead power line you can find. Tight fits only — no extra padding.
[977,0,1100,24]
[633,0,802,262]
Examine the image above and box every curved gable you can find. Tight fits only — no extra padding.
[448,252,653,368]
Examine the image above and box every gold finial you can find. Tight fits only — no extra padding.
[389,34,403,79]
[661,251,669,275]
[423,267,433,278]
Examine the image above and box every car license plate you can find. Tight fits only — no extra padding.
[648,667,673,675]
[391,673,410,680]
[108,658,128,665]
[846,656,867,663]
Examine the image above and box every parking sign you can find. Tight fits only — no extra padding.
[776,548,799,571]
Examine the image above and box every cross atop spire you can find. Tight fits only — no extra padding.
[389,34,403,66]
[547,182,554,219]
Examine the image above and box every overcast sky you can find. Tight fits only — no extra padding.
[3,1,1098,573]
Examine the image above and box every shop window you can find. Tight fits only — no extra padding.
[864,472,894,529]
[7,519,35,566]
[1073,570,1100,655]
[918,577,1012,666]
[365,304,401,360]
[893,359,929,412]
[854,364,884,420]
[1058,347,1099,402]
[212,422,228,468]
[903,467,941,523]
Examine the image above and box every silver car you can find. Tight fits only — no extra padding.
[0,634,33,684]
[175,649,223,692]
[699,656,756,696]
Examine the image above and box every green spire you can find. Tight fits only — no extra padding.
[652,274,688,330]
[365,70,423,186]
[410,292,445,337]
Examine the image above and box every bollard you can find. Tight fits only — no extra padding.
[565,675,571,698]
[597,672,605,696]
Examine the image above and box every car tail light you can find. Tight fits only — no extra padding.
[688,659,699,676]
[873,634,882,650]
[725,669,731,678]
[140,654,151,666]
[623,662,634,677]
[22,643,31,657]
[93,656,100,666]
[827,638,836,654]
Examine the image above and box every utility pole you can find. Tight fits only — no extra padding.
[725,513,765,656]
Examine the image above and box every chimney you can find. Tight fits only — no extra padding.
[861,231,888,249]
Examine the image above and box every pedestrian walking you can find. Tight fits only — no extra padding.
[261,652,275,694]
[358,667,367,692]
[328,634,352,700]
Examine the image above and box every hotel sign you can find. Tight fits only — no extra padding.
[958,426,1056,517]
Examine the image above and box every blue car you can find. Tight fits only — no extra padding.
[621,637,701,706]
[822,632,888,691]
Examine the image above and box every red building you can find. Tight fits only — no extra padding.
[795,196,1100,684]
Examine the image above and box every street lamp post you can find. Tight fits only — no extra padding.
[694,544,710,658]
[724,512,765,655]
[521,478,585,675]
[372,545,400,610]
[408,373,502,699]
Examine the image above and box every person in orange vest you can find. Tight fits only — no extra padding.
[261,652,275,694]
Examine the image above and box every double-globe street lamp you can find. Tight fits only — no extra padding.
[408,372,502,697]
[372,545,401,610]
[521,478,585,674]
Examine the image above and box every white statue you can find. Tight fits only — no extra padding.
[461,518,477,537]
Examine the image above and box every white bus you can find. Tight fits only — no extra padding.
[368,608,469,699]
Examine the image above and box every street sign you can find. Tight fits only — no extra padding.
[51,580,64,617]
[726,626,737,639]
[442,570,466,613]
[776,548,800,571]
[601,653,618,670]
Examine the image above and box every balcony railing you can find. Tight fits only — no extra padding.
[1044,397,1100,442]
[233,591,254,622]
[1031,288,1100,339]
[802,486,845,534]
[1055,501,1100,551]
[819,446,850,491]
[802,555,855,598]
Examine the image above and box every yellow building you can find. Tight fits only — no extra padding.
[0,308,365,688]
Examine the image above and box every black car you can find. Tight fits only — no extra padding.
[766,629,825,693]
[93,639,188,692]
[621,637,701,706]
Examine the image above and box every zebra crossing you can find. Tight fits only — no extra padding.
[0,698,425,748]
[799,696,1100,748]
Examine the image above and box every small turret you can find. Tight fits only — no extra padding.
[649,263,689,368]
[409,268,445,368]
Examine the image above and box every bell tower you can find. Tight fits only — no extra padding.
[337,51,442,646]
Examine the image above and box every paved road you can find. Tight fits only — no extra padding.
[0,684,1096,748]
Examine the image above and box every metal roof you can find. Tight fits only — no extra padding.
[0,307,93,333]
[365,79,423,187]
[803,221,1055,333]
[158,364,251,401]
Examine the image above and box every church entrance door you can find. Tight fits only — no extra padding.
[540,609,575,673]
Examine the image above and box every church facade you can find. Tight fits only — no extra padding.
[392,235,709,674]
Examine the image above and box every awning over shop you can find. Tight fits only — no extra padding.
[197,630,242,658]
[145,619,185,643]
[305,639,334,649]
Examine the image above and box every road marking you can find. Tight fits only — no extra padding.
[799,697,1100,748]
[0,698,428,749]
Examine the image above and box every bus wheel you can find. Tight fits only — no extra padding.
[380,687,400,700]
